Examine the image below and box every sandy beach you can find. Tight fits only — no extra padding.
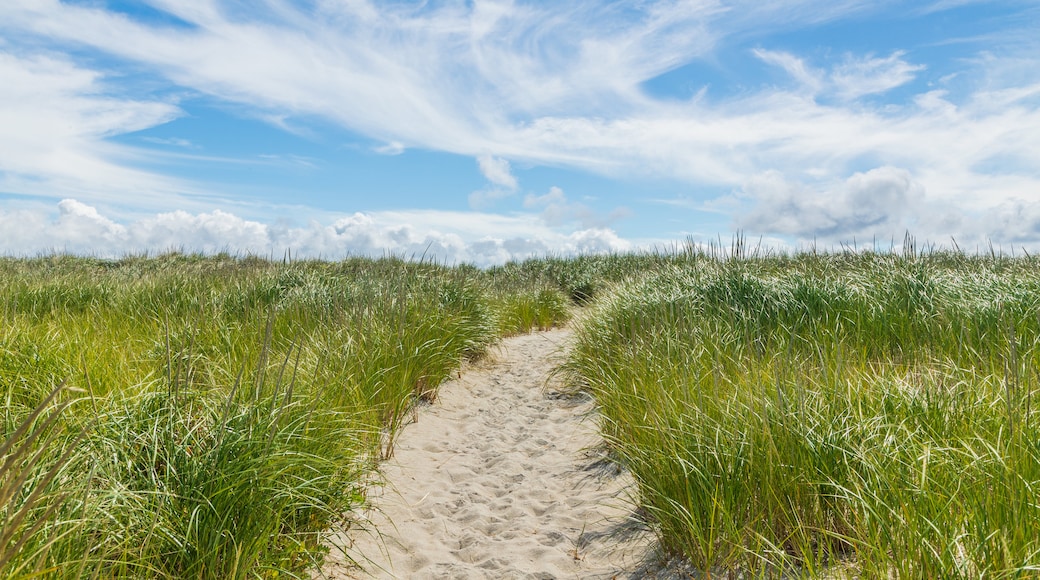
[318,327,685,579]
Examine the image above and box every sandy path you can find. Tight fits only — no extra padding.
[318,327,675,579]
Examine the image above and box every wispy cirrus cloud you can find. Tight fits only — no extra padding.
[142,136,195,148]
[752,48,824,93]
[753,48,925,99]
[1,0,1039,253]
[0,0,914,166]
[0,50,192,207]
[831,51,925,99]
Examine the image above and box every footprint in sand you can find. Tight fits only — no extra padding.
[318,327,686,580]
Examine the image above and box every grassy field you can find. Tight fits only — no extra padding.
[0,253,568,579]
[565,248,1040,578]
[6,247,1040,579]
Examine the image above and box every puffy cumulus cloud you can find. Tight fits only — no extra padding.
[950,201,1040,249]
[523,186,632,228]
[916,198,1040,254]
[732,167,1040,252]
[470,155,520,209]
[477,155,518,191]
[133,209,270,251]
[524,186,579,226]
[523,186,568,209]
[1,0,1038,250]
[0,200,634,266]
[55,199,128,244]
[738,167,924,237]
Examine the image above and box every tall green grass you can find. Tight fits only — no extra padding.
[486,252,679,305]
[566,251,1040,578]
[0,253,568,578]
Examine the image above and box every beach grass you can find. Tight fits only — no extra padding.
[0,253,567,578]
[565,248,1040,578]
[8,246,1040,578]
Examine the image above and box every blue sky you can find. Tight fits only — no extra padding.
[1,0,1039,264]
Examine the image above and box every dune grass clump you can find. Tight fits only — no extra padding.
[566,251,1040,578]
[487,252,677,305]
[0,252,571,578]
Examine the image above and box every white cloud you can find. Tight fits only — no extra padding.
[56,198,128,242]
[523,186,568,209]
[753,49,823,93]
[754,48,924,99]
[0,0,898,170]
[731,165,1040,251]
[0,200,635,266]
[470,154,520,209]
[831,51,925,99]
[522,186,631,228]
[467,190,504,210]
[142,136,194,148]
[0,50,193,206]
[1,4,1032,193]
[373,141,406,155]
[737,166,924,237]
[0,0,1038,251]
[477,155,518,190]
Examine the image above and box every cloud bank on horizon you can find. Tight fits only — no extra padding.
[1,0,1039,263]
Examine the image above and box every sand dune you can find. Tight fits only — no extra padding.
[318,327,690,579]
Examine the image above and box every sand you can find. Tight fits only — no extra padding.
[317,327,690,579]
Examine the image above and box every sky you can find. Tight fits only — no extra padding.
[1,0,1039,265]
